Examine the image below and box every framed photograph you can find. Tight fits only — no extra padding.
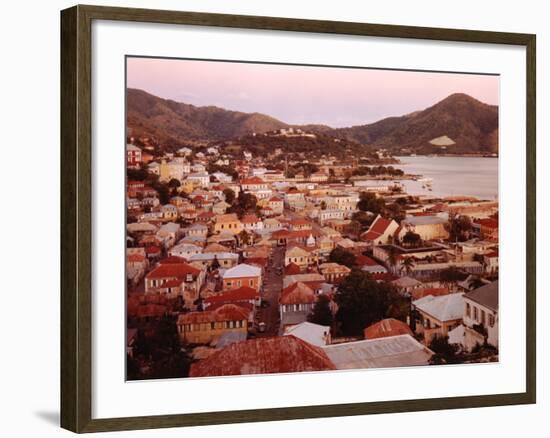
[60,4,536,433]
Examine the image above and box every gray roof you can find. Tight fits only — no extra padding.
[403,215,448,226]
[413,293,465,322]
[322,335,433,369]
[214,331,247,349]
[464,280,499,311]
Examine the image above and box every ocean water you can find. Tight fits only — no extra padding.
[393,156,499,200]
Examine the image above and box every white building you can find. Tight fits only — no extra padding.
[462,281,499,350]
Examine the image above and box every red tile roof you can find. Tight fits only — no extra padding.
[245,257,268,268]
[240,176,265,185]
[476,218,499,229]
[279,282,316,305]
[361,216,394,242]
[284,262,302,275]
[204,286,259,306]
[241,214,261,224]
[362,230,382,241]
[159,256,188,264]
[178,303,250,325]
[189,335,336,377]
[289,218,311,226]
[146,262,201,279]
[127,253,146,263]
[364,318,413,340]
[356,254,379,266]
[145,245,161,255]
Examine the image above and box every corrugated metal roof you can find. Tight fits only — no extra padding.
[322,335,432,369]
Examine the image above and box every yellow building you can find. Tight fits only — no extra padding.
[176,304,250,344]
[214,213,243,235]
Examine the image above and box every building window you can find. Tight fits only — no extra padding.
[473,306,478,321]
[489,314,495,327]
[466,303,471,318]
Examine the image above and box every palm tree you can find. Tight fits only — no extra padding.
[401,257,415,276]
[387,246,399,272]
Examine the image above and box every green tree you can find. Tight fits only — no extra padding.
[401,256,415,275]
[223,188,236,205]
[239,229,251,246]
[439,266,464,285]
[167,178,181,189]
[335,270,407,336]
[445,213,473,242]
[237,191,258,212]
[211,255,220,271]
[352,211,375,229]
[428,335,460,365]
[329,247,356,268]
[154,182,170,205]
[357,192,385,215]
[308,294,334,327]
[402,231,422,248]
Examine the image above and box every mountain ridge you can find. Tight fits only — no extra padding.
[126,88,498,154]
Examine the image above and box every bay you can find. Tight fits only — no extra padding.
[393,156,498,200]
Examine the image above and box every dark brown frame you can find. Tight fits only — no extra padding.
[61,4,536,433]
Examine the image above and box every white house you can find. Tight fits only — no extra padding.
[461,281,499,350]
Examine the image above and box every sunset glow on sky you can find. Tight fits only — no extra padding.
[127,57,499,128]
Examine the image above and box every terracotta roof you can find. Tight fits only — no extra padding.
[198,211,216,219]
[244,257,268,268]
[145,245,161,255]
[241,214,261,224]
[204,243,230,253]
[475,218,499,229]
[240,176,265,185]
[361,230,382,241]
[269,196,283,202]
[370,216,393,234]
[215,213,240,223]
[279,282,316,305]
[361,216,394,241]
[364,318,413,340]
[127,253,146,263]
[159,255,188,264]
[146,262,201,279]
[178,304,250,325]
[162,279,183,288]
[189,335,336,377]
[204,286,259,305]
[284,262,302,275]
[356,255,379,266]
[289,218,311,226]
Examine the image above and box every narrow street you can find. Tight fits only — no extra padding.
[256,246,285,337]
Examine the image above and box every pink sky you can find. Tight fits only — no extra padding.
[127,57,499,128]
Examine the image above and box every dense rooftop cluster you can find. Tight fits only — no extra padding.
[125,135,499,380]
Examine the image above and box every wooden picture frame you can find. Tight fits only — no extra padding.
[61,4,536,433]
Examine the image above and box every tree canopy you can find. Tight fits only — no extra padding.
[308,294,334,327]
[329,247,357,269]
[335,270,408,336]
[445,213,473,242]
